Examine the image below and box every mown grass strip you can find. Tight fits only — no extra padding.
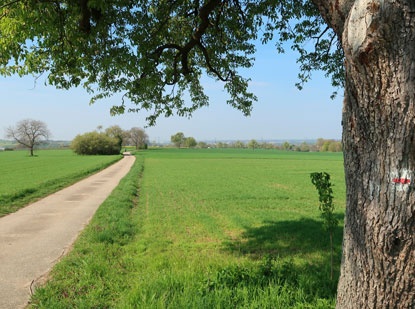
[0,154,122,217]
[30,154,144,308]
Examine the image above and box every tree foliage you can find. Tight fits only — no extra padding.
[105,125,129,148]
[197,141,208,148]
[233,140,245,148]
[6,119,50,156]
[71,131,121,155]
[247,139,259,150]
[171,132,185,148]
[0,0,342,125]
[184,137,197,148]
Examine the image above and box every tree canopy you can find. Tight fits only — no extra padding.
[129,127,148,149]
[0,0,343,125]
[171,132,185,148]
[184,136,197,148]
[71,131,121,155]
[247,139,259,150]
[105,125,128,147]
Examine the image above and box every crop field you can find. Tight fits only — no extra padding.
[31,149,345,308]
[0,139,17,148]
[0,149,121,216]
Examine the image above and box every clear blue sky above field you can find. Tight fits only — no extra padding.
[0,40,343,142]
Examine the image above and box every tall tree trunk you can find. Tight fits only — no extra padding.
[313,0,415,307]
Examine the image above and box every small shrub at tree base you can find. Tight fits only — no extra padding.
[310,172,339,280]
[71,132,121,155]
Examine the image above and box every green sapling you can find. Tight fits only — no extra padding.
[310,172,338,280]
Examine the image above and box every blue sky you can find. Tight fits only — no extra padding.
[0,41,343,143]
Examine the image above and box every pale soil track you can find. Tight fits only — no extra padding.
[0,154,135,309]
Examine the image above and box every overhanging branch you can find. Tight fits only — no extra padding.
[197,41,231,82]
[150,0,222,78]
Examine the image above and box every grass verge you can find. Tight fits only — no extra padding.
[30,154,144,308]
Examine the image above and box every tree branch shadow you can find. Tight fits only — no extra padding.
[218,216,344,301]
[223,216,344,260]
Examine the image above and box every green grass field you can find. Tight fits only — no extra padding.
[31,149,345,308]
[0,149,122,216]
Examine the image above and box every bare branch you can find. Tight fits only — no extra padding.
[153,44,183,56]
[165,54,180,85]
[313,26,330,47]
[232,0,245,22]
[148,0,222,80]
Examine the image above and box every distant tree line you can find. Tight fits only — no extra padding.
[190,138,342,152]
[161,133,343,153]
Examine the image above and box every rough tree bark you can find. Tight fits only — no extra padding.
[313,0,415,307]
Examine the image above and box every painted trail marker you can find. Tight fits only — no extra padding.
[392,178,411,184]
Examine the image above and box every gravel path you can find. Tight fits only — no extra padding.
[0,154,135,309]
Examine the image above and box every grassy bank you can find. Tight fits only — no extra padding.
[31,149,345,308]
[0,149,122,216]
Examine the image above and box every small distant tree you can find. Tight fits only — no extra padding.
[130,127,148,150]
[281,141,292,150]
[233,140,245,148]
[6,119,51,156]
[197,141,207,148]
[316,138,325,151]
[310,172,339,281]
[184,137,197,148]
[321,141,330,152]
[335,141,342,152]
[247,139,259,150]
[171,132,185,148]
[300,142,310,152]
[267,143,275,150]
[328,142,337,152]
[261,142,274,150]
